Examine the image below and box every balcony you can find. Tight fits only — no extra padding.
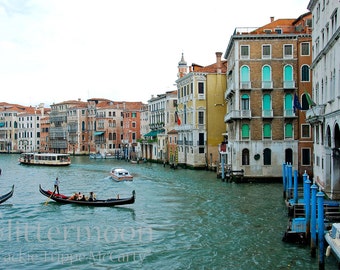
[225,83,234,99]
[240,81,251,90]
[262,81,273,89]
[306,105,325,124]
[224,110,252,123]
[262,109,273,118]
[284,109,296,118]
[283,80,296,89]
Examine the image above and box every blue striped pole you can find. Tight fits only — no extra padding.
[282,163,287,199]
[304,177,311,242]
[310,182,318,257]
[317,190,325,269]
[294,169,298,204]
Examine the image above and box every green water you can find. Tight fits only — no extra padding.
[0,154,337,269]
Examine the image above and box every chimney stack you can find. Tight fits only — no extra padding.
[216,52,222,74]
[270,16,274,22]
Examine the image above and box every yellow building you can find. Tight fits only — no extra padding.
[175,52,227,169]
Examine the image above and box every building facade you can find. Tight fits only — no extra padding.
[224,14,312,180]
[307,0,340,199]
[176,52,227,169]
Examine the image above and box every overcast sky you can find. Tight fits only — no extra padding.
[0,0,309,107]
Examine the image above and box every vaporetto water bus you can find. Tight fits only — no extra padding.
[18,152,71,166]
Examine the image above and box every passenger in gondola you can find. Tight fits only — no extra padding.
[68,193,78,200]
[77,192,86,201]
[88,191,96,201]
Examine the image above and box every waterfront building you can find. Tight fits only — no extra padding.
[66,99,88,155]
[307,0,340,199]
[175,52,227,169]
[0,103,21,152]
[224,14,312,180]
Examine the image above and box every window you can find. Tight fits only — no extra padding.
[240,66,250,88]
[301,124,311,138]
[262,65,272,88]
[198,82,204,94]
[285,148,293,164]
[284,94,294,116]
[301,65,310,82]
[301,42,310,56]
[242,149,250,165]
[302,148,311,165]
[285,123,293,138]
[262,94,272,117]
[240,45,249,59]
[242,124,250,139]
[198,111,204,125]
[262,45,271,59]
[283,65,294,88]
[283,44,293,58]
[263,148,271,165]
[263,124,272,139]
[241,94,250,110]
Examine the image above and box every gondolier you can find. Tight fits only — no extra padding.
[54,177,60,194]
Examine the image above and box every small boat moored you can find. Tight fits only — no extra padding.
[110,168,133,182]
[325,223,340,261]
[19,153,71,166]
[0,185,14,204]
[39,185,135,207]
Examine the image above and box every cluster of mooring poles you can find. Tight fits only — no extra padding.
[281,163,333,270]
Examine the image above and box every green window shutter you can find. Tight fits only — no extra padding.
[263,123,271,138]
[285,123,293,138]
[242,124,249,139]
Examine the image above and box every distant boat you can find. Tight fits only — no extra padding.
[18,153,71,166]
[89,153,103,159]
[110,168,133,182]
[0,185,14,204]
[325,223,340,261]
[39,185,135,207]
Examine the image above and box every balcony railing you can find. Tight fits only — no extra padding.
[240,81,251,89]
[262,81,273,89]
[284,109,296,117]
[283,80,296,89]
[306,105,325,124]
[224,110,251,122]
[262,109,273,118]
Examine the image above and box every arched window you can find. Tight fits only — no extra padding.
[263,94,271,117]
[283,65,294,88]
[285,123,293,138]
[242,148,250,165]
[263,123,271,139]
[335,123,340,148]
[327,126,332,147]
[262,65,272,88]
[241,66,250,82]
[301,65,310,82]
[242,124,250,139]
[241,94,250,110]
[284,94,293,116]
[263,148,271,165]
[301,93,309,110]
[82,121,85,131]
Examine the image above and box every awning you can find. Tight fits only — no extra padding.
[0,122,4,127]
[144,129,164,137]
[94,131,104,136]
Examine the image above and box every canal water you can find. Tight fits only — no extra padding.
[0,154,338,269]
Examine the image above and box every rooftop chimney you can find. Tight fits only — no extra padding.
[216,52,222,74]
[270,16,274,22]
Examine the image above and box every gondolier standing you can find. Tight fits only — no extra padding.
[54,177,60,194]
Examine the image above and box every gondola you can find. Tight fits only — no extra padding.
[0,185,14,204]
[39,185,135,207]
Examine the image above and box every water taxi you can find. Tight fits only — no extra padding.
[110,168,133,182]
[18,153,71,166]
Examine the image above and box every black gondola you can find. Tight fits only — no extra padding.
[0,185,14,204]
[39,185,135,207]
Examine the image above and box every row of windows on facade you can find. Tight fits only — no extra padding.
[239,65,310,84]
[240,93,310,111]
[241,148,311,166]
[241,123,311,139]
